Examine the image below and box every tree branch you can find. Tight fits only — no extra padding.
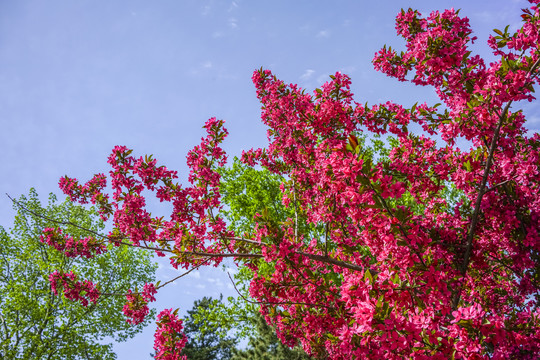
[227,273,333,309]
[9,194,366,280]
[232,237,365,272]
[452,56,540,310]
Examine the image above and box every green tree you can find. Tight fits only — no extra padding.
[216,157,324,338]
[179,294,310,360]
[180,296,237,360]
[232,312,310,360]
[0,189,157,359]
[215,158,293,338]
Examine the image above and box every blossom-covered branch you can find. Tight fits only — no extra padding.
[35,1,540,358]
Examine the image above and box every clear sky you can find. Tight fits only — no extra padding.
[0,0,537,358]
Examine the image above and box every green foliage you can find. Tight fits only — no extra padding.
[218,157,291,237]
[180,295,310,360]
[180,296,238,360]
[216,159,295,338]
[231,312,311,360]
[0,189,157,359]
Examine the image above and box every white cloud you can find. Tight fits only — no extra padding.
[339,66,357,75]
[201,4,211,16]
[527,115,540,125]
[189,61,214,76]
[207,277,224,287]
[196,283,206,289]
[316,30,330,38]
[229,1,239,11]
[228,17,238,29]
[300,69,315,81]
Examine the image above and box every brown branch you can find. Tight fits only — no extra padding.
[227,273,332,309]
[484,176,516,194]
[451,105,508,310]
[184,251,262,259]
[293,179,298,242]
[9,193,368,276]
[452,56,540,310]
[460,103,509,274]
[295,251,364,272]
[8,193,259,261]
[227,237,260,245]
[365,180,427,268]
[232,237,365,272]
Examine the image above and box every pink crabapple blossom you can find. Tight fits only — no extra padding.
[41,2,540,358]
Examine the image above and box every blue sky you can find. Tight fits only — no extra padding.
[0,0,537,358]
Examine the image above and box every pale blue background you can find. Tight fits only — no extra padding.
[0,0,537,358]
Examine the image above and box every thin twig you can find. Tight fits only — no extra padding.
[227,273,332,309]
[295,251,364,272]
[484,176,516,194]
[184,251,262,259]
[156,261,210,290]
[6,193,175,254]
[9,193,366,276]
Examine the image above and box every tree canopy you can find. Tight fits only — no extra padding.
[231,311,311,360]
[0,189,157,359]
[179,295,310,360]
[180,296,237,360]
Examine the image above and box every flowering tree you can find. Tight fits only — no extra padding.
[38,1,540,359]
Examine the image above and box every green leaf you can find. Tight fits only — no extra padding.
[365,269,374,283]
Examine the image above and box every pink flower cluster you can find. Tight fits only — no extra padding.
[59,119,230,269]
[48,270,100,307]
[40,227,106,258]
[122,282,157,325]
[153,309,187,360]
[59,174,111,220]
